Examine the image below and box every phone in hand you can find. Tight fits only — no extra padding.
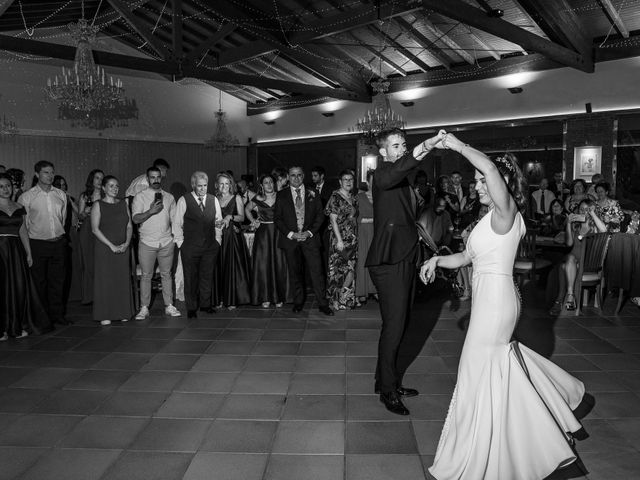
[573,214,586,222]
[154,191,163,205]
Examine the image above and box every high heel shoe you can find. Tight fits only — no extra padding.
[564,293,576,311]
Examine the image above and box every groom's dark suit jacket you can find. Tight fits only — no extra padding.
[365,153,420,267]
[274,187,325,250]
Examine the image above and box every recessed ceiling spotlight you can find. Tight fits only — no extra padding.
[264,120,276,125]
[508,87,523,94]
[400,101,414,107]
[322,112,335,117]
[488,8,504,17]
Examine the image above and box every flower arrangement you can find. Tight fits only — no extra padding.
[626,211,640,234]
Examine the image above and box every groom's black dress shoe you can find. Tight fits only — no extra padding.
[375,385,419,397]
[292,304,303,313]
[380,391,409,416]
[319,306,334,316]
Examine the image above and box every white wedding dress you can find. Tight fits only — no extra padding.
[429,210,586,480]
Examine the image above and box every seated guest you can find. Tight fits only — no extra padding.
[326,169,359,310]
[125,158,170,198]
[549,171,570,202]
[435,174,460,218]
[245,174,291,308]
[564,178,594,213]
[132,166,180,319]
[541,199,568,236]
[18,160,70,325]
[549,199,607,315]
[418,195,453,248]
[78,169,104,305]
[531,178,556,217]
[355,171,377,304]
[216,173,251,309]
[459,179,481,228]
[587,173,604,198]
[594,181,624,232]
[0,173,51,340]
[91,176,134,325]
[274,166,333,315]
[173,171,223,318]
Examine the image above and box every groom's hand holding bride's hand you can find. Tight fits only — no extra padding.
[419,257,438,285]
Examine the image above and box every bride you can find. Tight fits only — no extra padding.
[420,132,592,480]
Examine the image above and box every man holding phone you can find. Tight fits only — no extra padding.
[132,166,179,319]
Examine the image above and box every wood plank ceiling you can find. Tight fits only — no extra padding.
[0,0,639,115]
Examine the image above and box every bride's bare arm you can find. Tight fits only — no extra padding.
[420,250,472,284]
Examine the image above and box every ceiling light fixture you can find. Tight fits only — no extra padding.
[400,101,414,107]
[508,87,523,94]
[322,112,334,117]
[350,77,405,141]
[264,120,276,125]
[204,91,239,152]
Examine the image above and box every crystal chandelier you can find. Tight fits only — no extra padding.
[350,77,406,142]
[45,13,125,113]
[1,114,18,136]
[57,98,138,130]
[205,91,239,152]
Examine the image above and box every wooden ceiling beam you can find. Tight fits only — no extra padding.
[598,0,629,38]
[0,33,366,101]
[0,1,15,18]
[514,0,593,58]
[394,17,453,70]
[185,22,236,63]
[421,0,593,72]
[171,0,183,59]
[366,24,431,72]
[106,0,172,60]
[346,31,407,76]
[421,18,476,65]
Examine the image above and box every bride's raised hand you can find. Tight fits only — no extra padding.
[419,257,438,285]
[439,132,465,152]
[425,129,447,150]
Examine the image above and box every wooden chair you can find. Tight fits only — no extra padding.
[514,229,552,286]
[573,232,611,316]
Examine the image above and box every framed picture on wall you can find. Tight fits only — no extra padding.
[361,154,378,183]
[573,146,602,181]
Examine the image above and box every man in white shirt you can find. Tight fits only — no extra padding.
[172,171,223,318]
[125,158,170,198]
[18,160,70,325]
[132,166,179,319]
[531,178,556,216]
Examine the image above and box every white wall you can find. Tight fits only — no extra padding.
[250,56,640,143]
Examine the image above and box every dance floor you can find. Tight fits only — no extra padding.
[1,281,639,480]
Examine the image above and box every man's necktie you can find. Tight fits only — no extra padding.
[540,191,545,213]
[198,198,205,212]
[295,188,302,209]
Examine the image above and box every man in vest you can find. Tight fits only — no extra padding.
[173,171,223,318]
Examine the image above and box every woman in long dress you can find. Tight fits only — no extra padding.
[245,174,291,307]
[325,169,359,310]
[78,169,104,304]
[421,132,591,480]
[91,175,134,325]
[355,171,376,303]
[0,174,51,340]
[216,173,251,309]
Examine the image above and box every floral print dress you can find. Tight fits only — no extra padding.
[595,198,624,232]
[325,191,359,309]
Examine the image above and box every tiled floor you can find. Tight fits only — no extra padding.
[1,281,639,480]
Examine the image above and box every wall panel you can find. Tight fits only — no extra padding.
[0,134,247,198]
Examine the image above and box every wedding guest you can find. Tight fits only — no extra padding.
[459,179,481,228]
[326,169,359,310]
[274,166,333,315]
[271,167,289,191]
[0,174,51,340]
[237,178,255,207]
[53,174,81,303]
[355,171,376,304]
[91,176,134,325]
[549,199,607,314]
[6,168,25,202]
[587,173,604,198]
[418,195,453,248]
[216,172,251,309]
[593,181,624,232]
[450,171,464,203]
[565,178,594,213]
[0,165,5,174]
[541,199,568,236]
[246,174,291,307]
[78,169,104,304]
[53,175,79,235]
[173,171,223,318]
[531,178,556,217]
[18,160,71,325]
[436,174,460,218]
[126,158,170,198]
[413,169,432,206]
[132,166,180,319]
[549,171,570,202]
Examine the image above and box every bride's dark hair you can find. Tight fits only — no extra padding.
[492,153,528,212]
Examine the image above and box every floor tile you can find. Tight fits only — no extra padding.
[118,371,185,392]
[190,355,247,372]
[216,394,286,420]
[200,419,277,452]
[94,391,168,416]
[272,420,344,454]
[32,389,110,415]
[289,373,345,394]
[61,416,149,449]
[142,354,200,371]
[347,395,411,421]
[592,392,640,418]
[0,388,52,413]
[129,418,211,451]
[0,414,82,446]
[231,372,291,394]
[64,370,134,391]
[161,340,212,354]
[282,394,345,420]
[175,372,238,393]
[346,422,418,454]
[101,451,194,480]
[243,356,297,372]
[154,392,225,418]
[0,446,49,479]
[264,454,343,480]
[91,353,154,371]
[251,342,300,355]
[8,367,82,389]
[20,448,121,480]
[183,452,268,480]
[346,454,427,480]
[412,421,445,455]
[296,356,345,373]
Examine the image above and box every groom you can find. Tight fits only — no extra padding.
[366,128,444,415]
